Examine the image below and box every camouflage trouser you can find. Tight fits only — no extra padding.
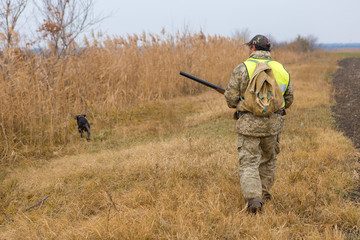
[238,133,280,202]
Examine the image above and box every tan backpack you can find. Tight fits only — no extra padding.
[241,62,283,116]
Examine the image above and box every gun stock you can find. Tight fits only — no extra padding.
[179,71,225,95]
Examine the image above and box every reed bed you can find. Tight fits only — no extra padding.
[0,31,307,165]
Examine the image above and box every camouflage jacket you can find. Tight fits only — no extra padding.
[224,50,294,137]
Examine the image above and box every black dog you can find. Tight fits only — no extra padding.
[75,115,90,140]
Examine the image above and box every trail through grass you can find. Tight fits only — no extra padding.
[0,52,359,239]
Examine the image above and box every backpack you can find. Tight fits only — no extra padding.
[241,62,283,116]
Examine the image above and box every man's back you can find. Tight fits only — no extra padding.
[225,50,293,137]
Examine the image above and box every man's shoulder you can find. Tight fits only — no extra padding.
[233,62,247,74]
[269,60,284,65]
[268,60,289,73]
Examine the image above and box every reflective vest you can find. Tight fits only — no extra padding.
[243,58,290,108]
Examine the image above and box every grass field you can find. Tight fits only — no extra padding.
[0,33,359,239]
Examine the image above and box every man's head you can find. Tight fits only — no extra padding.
[244,35,271,52]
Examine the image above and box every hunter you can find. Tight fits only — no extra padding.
[224,34,294,214]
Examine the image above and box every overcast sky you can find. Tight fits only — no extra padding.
[22,0,359,44]
[90,0,358,44]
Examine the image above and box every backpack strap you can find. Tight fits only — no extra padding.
[262,105,269,115]
[258,92,264,100]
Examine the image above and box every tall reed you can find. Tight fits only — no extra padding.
[0,31,309,164]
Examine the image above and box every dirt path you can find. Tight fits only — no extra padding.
[332,57,360,202]
[332,58,360,149]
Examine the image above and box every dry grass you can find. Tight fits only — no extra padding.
[0,33,359,239]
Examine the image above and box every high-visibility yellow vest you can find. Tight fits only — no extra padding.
[243,58,290,108]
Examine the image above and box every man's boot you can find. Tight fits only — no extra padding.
[247,198,262,214]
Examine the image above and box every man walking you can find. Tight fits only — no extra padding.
[224,35,294,214]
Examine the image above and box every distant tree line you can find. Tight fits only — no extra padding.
[232,28,319,53]
[280,35,318,52]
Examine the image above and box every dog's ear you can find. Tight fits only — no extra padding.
[74,115,79,120]
[83,114,86,118]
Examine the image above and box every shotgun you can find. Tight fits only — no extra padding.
[179,71,225,95]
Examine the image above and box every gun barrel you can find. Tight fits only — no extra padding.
[179,71,225,94]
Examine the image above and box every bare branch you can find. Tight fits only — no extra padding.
[0,0,28,49]
[36,0,104,55]
[23,195,50,212]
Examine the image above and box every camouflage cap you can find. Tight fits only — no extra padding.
[244,35,271,51]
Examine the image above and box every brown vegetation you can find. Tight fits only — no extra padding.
[0,31,308,165]
[0,29,359,238]
[0,4,359,236]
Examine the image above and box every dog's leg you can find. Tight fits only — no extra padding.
[80,129,83,138]
[86,126,90,141]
